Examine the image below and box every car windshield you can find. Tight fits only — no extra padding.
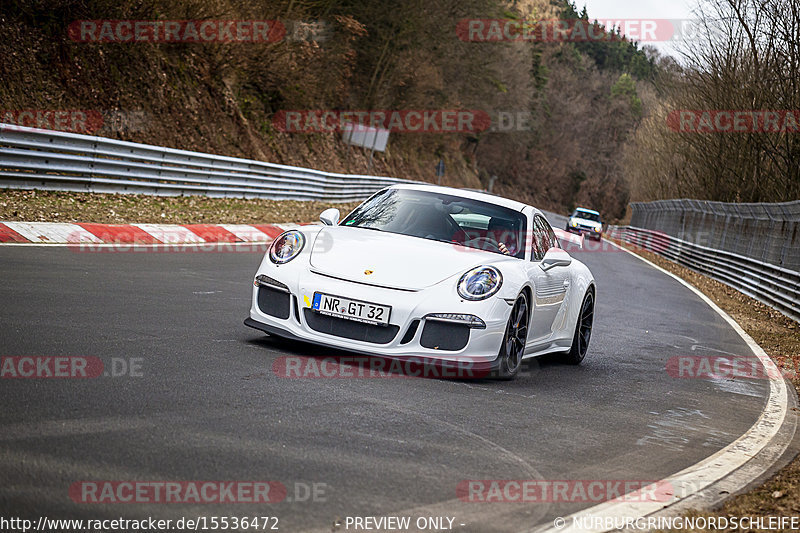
[340,188,527,258]
[574,210,601,222]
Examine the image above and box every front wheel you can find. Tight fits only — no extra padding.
[494,292,529,380]
[562,290,594,365]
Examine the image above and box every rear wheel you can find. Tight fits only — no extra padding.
[494,293,529,380]
[562,290,594,365]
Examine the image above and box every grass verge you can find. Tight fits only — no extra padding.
[0,190,361,225]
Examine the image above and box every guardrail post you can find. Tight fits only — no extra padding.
[88,137,98,192]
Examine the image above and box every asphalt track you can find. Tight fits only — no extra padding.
[0,228,779,532]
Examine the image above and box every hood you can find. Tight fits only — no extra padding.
[309,226,501,291]
[571,216,602,229]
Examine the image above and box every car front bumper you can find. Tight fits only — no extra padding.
[566,226,602,239]
[246,263,512,366]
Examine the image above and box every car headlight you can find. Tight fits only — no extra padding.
[269,230,305,264]
[457,266,503,301]
[571,220,578,227]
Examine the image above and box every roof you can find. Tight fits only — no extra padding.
[575,207,601,216]
[387,183,530,213]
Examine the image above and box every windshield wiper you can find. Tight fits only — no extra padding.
[349,225,384,232]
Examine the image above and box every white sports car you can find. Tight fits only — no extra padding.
[245,184,596,380]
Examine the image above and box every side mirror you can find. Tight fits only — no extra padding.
[540,248,572,271]
[319,208,340,226]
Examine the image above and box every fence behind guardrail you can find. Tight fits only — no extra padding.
[611,199,800,322]
[630,199,800,272]
[0,123,414,202]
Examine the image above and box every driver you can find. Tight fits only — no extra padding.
[487,218,518,256]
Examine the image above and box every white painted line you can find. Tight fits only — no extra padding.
[3,222,103,244]
[220,224,273,242]
[532,240,790,533]
[134,224,205,244]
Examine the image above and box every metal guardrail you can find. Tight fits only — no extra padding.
[607,225,800,323]
[0,123,413,202]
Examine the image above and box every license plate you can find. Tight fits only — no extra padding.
[312,292,391,326]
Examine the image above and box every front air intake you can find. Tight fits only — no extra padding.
[257,286,291,319]
[420,321,470,351]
